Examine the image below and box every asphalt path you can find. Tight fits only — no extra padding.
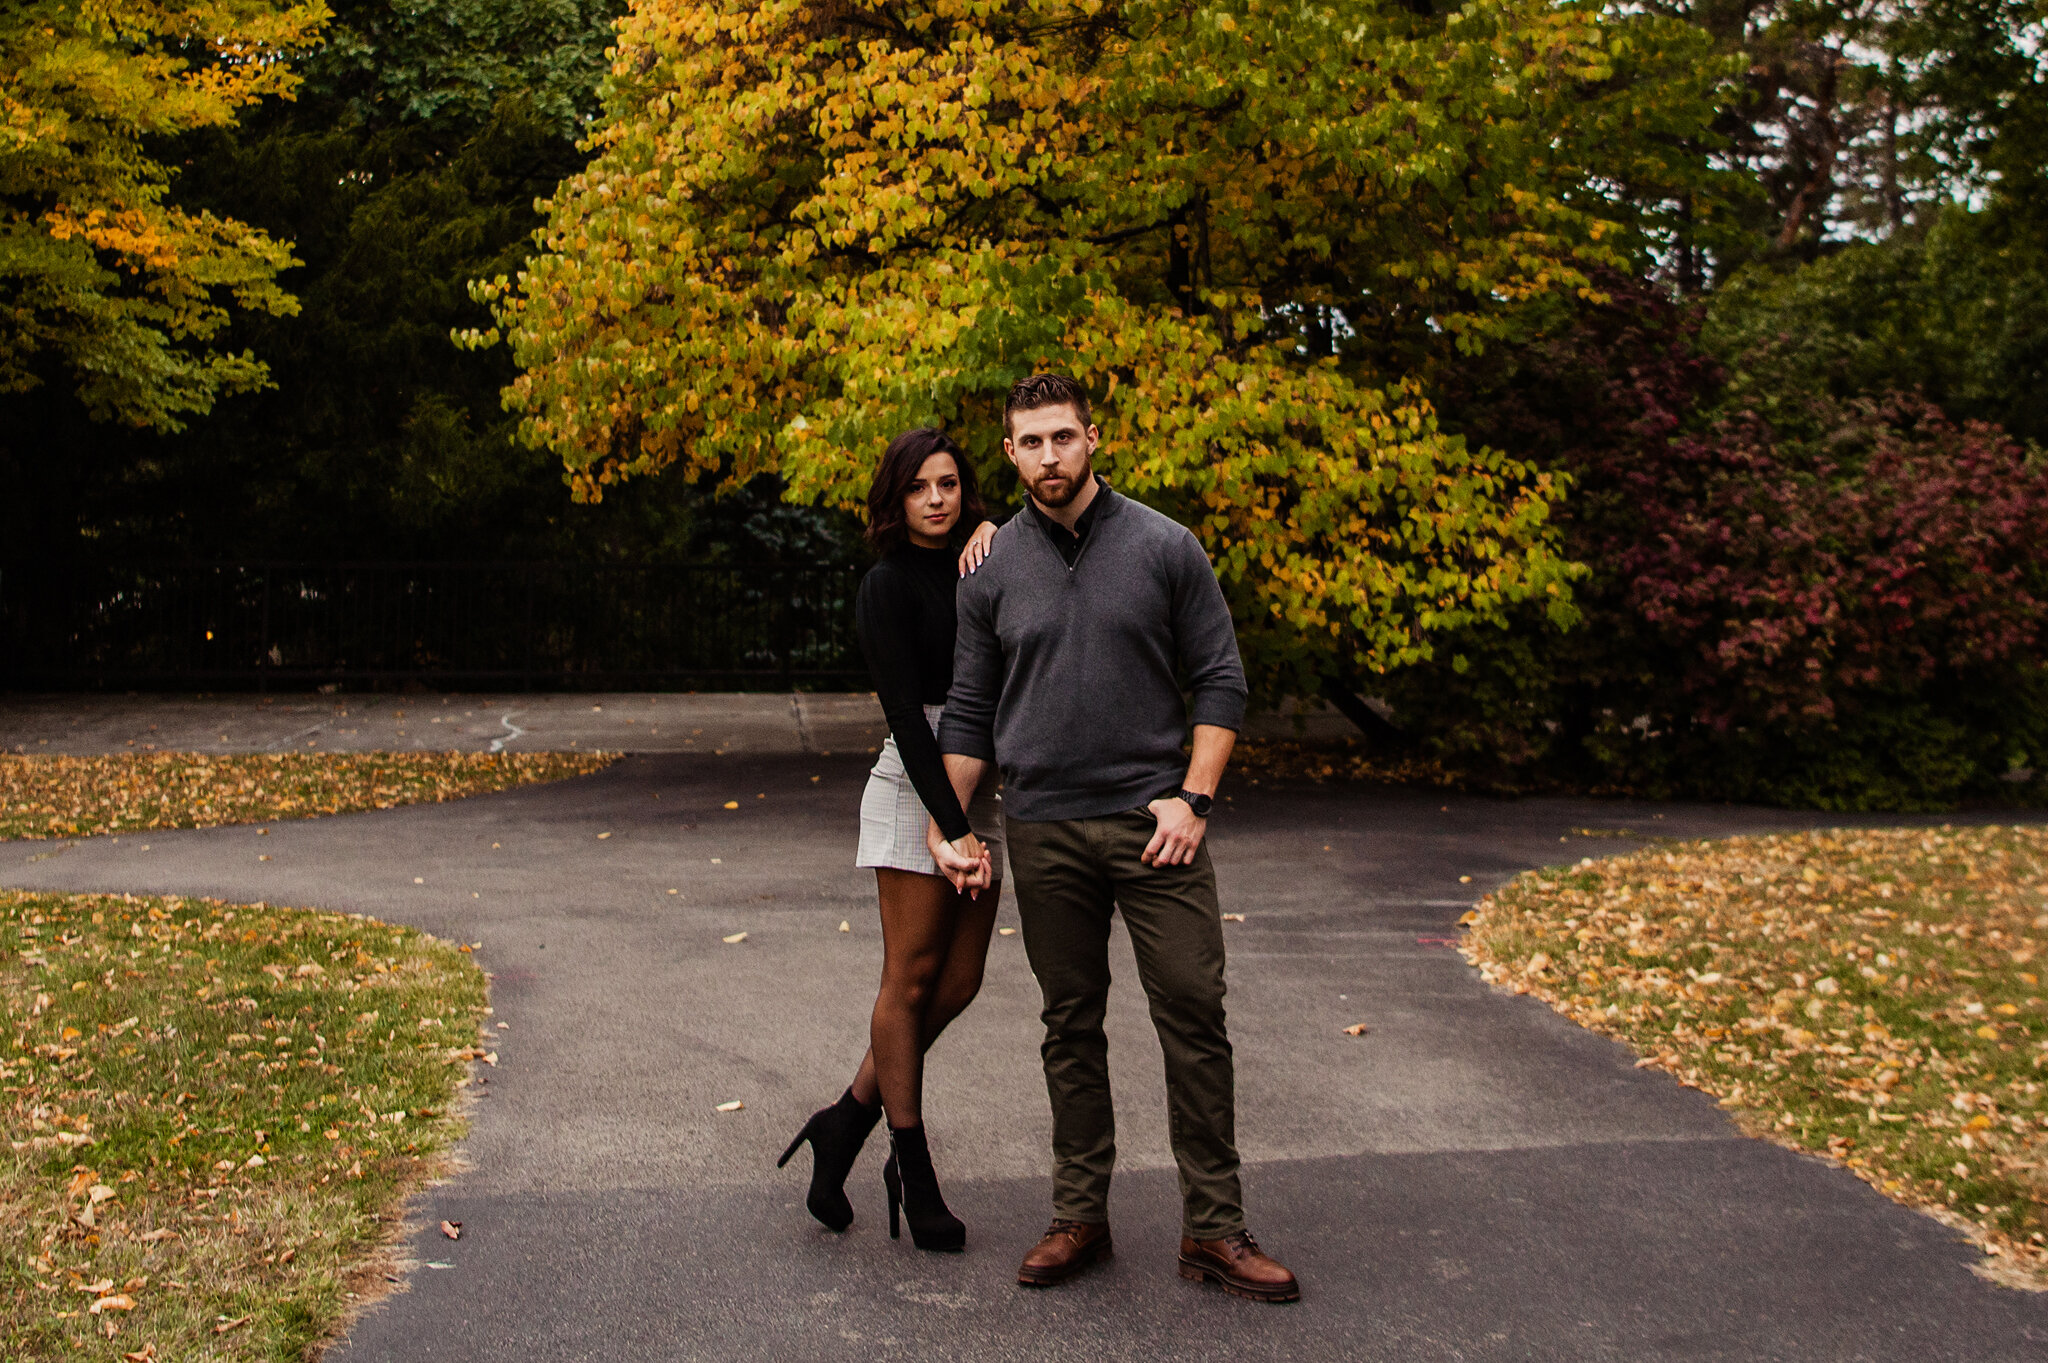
[6,754,2045,1361]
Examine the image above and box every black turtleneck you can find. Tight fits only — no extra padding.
[855,542,973,842]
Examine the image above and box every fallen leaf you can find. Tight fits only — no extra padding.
[1343,1022,1369,1036]
[838,921,850,932]
[1459,875,1472,884]
[715,1100,744,1112]
[722,801,739,810]
[440,1220,462,1240]
[597,832,612,840]
[722,932,748,944]
[122,1346,156,1361]
[481,1052,498,1066]
[136,1229,179,1243]
[90,1294,135,1314]
[998,927,1017,936]
[215,1315,251,1334]
[1458,910,1480,925]
[79,1279,114,1295]
[243,1154,265,1168]
[1221,913,1245,923]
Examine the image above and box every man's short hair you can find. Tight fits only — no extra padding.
[1004,373,1092,436]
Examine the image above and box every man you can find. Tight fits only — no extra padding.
[926,373,1299,1303]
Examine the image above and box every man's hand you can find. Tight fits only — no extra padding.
[1142,796,1207,866]
[928,822,992,895]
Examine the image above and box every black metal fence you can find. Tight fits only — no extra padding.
[0,561,867,690]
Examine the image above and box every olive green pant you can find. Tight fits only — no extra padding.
[1005,809,1244,1238]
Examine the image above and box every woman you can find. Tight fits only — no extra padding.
[778,427,1003,1251]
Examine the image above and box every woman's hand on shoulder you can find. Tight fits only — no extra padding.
[958,519,998,576]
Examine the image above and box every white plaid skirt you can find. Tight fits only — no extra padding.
[856,704,1004,879]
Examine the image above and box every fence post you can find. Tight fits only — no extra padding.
[258,565,271,696]
[780,568,796,691]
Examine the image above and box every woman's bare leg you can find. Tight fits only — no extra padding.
[848,870,1000,1125]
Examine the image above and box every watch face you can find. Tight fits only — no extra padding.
[1184,791,1213,817]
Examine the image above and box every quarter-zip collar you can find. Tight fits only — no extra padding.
[1024,475,1115,569]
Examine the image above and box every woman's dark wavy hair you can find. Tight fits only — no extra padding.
[865,427,986,554]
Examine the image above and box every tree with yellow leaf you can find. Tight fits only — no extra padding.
[469,0,1727,700]
[1,0,328,431]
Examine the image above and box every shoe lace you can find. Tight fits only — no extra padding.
[1046,1219,1094,1239]
[1221,1229,1262,1257]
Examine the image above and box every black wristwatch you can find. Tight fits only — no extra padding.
[1176,789,1214,817]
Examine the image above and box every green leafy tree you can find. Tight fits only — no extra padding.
[472,0,1729,698]
[1703,205,2048,444]
[0,0,327,430]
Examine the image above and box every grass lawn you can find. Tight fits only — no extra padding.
[3,887,489,1357]
[1463,824,2048,1287]
[1,751,616,841]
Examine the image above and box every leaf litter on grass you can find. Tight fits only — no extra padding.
[1462,825,2048,1287]
[0,750,617,841]
[2,887,490,1356]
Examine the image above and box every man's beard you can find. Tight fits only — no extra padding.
[1027,456,1093,509]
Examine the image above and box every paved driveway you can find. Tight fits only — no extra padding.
[5,752,2044,1360]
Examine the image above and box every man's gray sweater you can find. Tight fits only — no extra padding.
[936,485,1248,822]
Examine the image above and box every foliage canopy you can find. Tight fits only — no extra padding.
[472,0,1730,693]
[0,0,328,430]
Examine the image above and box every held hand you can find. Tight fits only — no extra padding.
[928,824,992,895]
[1142,797,1207,867]
[958,520,998,576]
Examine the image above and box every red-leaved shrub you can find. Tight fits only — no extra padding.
[1395,280,2048,808]
[1604,397,2048,730]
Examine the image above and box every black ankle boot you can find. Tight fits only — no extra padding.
[882,1123,966,1252]
[777,1088,881,1231]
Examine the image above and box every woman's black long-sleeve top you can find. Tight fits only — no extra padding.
[855,543,973,843]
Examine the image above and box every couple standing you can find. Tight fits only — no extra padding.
[778,374,1297,1303]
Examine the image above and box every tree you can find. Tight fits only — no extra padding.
[471,0,1728,698]
[2,0,866,566]
[122,0,636,561]
[0,0,328,431]
[1417,277,2048,808]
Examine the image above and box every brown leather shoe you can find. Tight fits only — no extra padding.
[1178,1229,1300,1302]
[1017,1218,1113,1287]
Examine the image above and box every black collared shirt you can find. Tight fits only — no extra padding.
[1024,475,1109,567]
